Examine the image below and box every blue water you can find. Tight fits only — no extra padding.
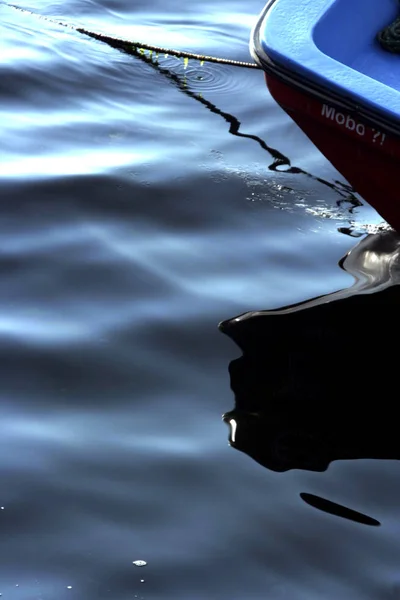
[1,1,399,599]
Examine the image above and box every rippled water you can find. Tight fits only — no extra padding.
[1,1,399,599]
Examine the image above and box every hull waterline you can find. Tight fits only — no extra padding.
[265,73,400,230]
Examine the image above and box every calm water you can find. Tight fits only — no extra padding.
[1,1,399,598]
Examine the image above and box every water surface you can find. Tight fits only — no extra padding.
[1,1,397,599]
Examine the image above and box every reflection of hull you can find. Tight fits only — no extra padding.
[265,73,400,231]
[220,230,400,473]
[225,228,400,325]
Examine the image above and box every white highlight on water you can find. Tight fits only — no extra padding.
[133,560,147,567]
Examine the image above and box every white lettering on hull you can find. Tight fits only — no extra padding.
[321,104,385,145]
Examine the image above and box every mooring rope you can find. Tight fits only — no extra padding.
[1,2,261,68]
[377,3,400,53]
[2,1,364,219]
[6,3,397,62]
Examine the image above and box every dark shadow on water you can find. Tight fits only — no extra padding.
[300,494,381,527]
[220,229,400,525]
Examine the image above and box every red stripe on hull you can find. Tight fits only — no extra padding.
[265,74,400,231]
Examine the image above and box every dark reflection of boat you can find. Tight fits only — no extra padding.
[220,229,400,474]
[219,230,400,524]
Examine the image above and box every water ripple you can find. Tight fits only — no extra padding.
[0,1,392,599]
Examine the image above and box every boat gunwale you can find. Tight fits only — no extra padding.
[250,0,400,138]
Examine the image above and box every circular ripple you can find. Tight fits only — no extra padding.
[150,54,256,95]
[184,63,254,94]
